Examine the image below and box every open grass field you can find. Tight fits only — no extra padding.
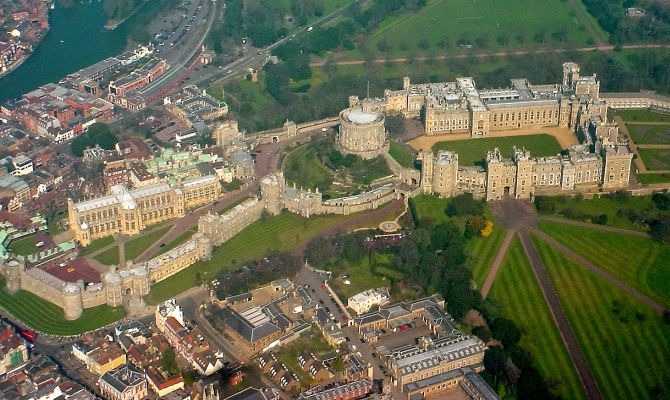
[124,226,172,261]
[538,220,670,307]
[81,236,115,255]
[637,173,670,184]
[432,134,562,166]
[284,143,335,192]
[539,194,668,231]
[329,256,389,301]
[409,194,451,225]
[533,237,670,400]
[0,279,125,335]
[638,148,670,171]
[489,237,586,400]
[159,228,197,255]
[146,211,362,304]
[342,0,596,61]
[614,109,670,123]
[8,237,39,256]
[465,223,506,288]
[626,124,670,145]
[389,140,415,168]
[94,246,119,266]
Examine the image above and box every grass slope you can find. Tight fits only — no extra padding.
[432,134,562,166]
[490,237,586,400]
[81,236,115,255]
[389,140,415,168]
[124,226,172,261]
[465,223,506,288]
[94,246,120,266]
[147,211,362,303]
[534,237,670,400]
[538,220,670,307]
[0,280,125,335]
[409,194,451,225]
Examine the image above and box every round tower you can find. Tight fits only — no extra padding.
[103,271,123,307]
[62,283,83,320]
[196,233,213,261]
[130,266,150,297]
[3,259,23,295]
[337,107,387,160]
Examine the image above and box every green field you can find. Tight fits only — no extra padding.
[329,255,389,301]
[539,194,668,231]
[158,228,197,255]
[638,148,670,171]
[534,237,670,400]
[0,280,125,335]
[637,173,670,184]
[465,223,506,287]
[615,109,670,123]
[344,0,595,61]
[124,226,172,261]
[146,211,364,303]
[8,237,39,256]
[389,140,415,168]
[82,236,115,255]
[218,195,253,215]
[538,220,670,307]
[94,246,120,266]
[409,194,451,225]
[490,237,586,400]
[284,143,336,192]
[626,124,670,145]
[432,135,562,166]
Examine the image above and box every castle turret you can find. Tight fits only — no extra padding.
[195,233,213,261]
[62,283,83,320]
[417,150,434,194]
[103,271,124,307]
[3,258,23,295]
[261,172,285,215]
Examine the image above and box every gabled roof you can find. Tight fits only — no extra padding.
[220,307,280,343]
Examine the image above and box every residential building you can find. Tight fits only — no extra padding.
[347,288,390,315]
[99,364,147,400]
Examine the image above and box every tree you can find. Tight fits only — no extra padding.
[445,193,484,217]
[664,309,670,325]
[464,215,487,238]
[472,325,492,342]
[490,317,521,348]
[534,196,556,214]
[652,192,670,210]
[650,216,670,243]
[483,346,507,389]
[162,348,179,375]
[384,114,405,137]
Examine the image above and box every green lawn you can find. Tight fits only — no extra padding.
[490,237,586,400]
[329,255,390,301]
[432,134,562,166]
[124,226,172,261]
[538,220,670,307]
[615,109,670,123]
[626,124,670,145]
[0,280,125,335]
[539,194,667,231]
[638,148,670,171]
[465,223,506,288]
[158,228,197,255]
[146,211,364,304]
[389,140,415,168]
[94,246,120,266]
[637,173,670,184]
[341,0,594,61]
[284,144,334,192]
[409,194,451,225]
[218,195,253,214]
[8,237,39,256]
[534,237,670,400]
[82,236,115,255]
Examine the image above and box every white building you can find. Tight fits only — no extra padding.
[155,299,185,333]
[348,288,390,315]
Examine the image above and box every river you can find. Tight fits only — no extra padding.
[0,0,163,103]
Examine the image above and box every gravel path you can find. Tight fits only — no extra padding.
[480,230,515,299]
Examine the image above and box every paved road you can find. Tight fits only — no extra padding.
[540,216,650,238]
[312,43,670,67]
[533,229,665,313]
[518,231,604,400]
[480,230,515,298]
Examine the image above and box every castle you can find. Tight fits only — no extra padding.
[68,175,221,246]
[381,62,605,138]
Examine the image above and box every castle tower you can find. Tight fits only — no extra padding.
[132,267,150,297]
[195,233,213,261]
[103,271,124,307]
[62,283,83,320]
[601,145,633,189]
[513,147,535,199]
[432,151,458,198]
[403,76,411,90]
[562,62,580,88]
[261,172,285,215]
[417,150,434,194]
[3,258,23,295]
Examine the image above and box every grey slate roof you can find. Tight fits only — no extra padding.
[220,307,280,343]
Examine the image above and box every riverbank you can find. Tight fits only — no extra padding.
[103,0,152,30]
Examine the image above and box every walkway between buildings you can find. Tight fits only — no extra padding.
[615,116,648,173]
